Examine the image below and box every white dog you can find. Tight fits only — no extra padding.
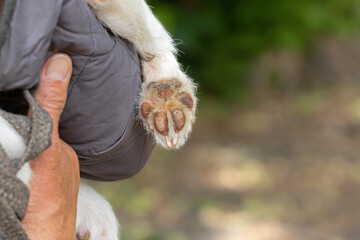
[0,0,197,239]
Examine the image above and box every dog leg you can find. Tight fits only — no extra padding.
[76,183,120,240]
[86,0,197,149]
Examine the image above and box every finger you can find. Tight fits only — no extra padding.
[34,53,72,125]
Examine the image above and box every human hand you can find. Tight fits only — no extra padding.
[21,53,80,240]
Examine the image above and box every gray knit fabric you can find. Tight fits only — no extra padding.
[0,90,52,240]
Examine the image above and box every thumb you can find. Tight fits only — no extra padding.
[34,54,72,125]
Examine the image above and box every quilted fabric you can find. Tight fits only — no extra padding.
[0,0,154,181]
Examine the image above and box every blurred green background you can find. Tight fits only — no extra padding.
[88,0,360,239]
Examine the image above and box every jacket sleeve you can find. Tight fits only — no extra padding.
[0,0,155,181]
[0,0,63,90]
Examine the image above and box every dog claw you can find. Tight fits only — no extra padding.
[173,134,178,146]
[166,136,172,148]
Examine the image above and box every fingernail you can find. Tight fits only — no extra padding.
[45,54,71,81]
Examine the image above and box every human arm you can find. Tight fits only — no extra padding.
[21,54,80,240]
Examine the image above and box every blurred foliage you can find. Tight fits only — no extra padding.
[149,0,360,100]
[89,2,360,239]
[90,86,360,240]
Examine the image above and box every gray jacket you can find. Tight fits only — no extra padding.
[0,0,154,181]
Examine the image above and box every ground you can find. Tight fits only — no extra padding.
[88,84,360,240]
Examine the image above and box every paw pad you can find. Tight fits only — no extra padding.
[177,92,194,110]
[139,78,196,148]
[140,102,153,119]
[171,109,185,132]
[153,111,169,136]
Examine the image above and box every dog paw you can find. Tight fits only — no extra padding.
[139,77,197,149]
[76,184,120,240]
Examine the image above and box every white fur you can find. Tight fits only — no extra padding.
[85,0,177,59]
[16,162,33,186]
[0,115,31,186]
[0,115,27,160]
[77,183,120,240]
